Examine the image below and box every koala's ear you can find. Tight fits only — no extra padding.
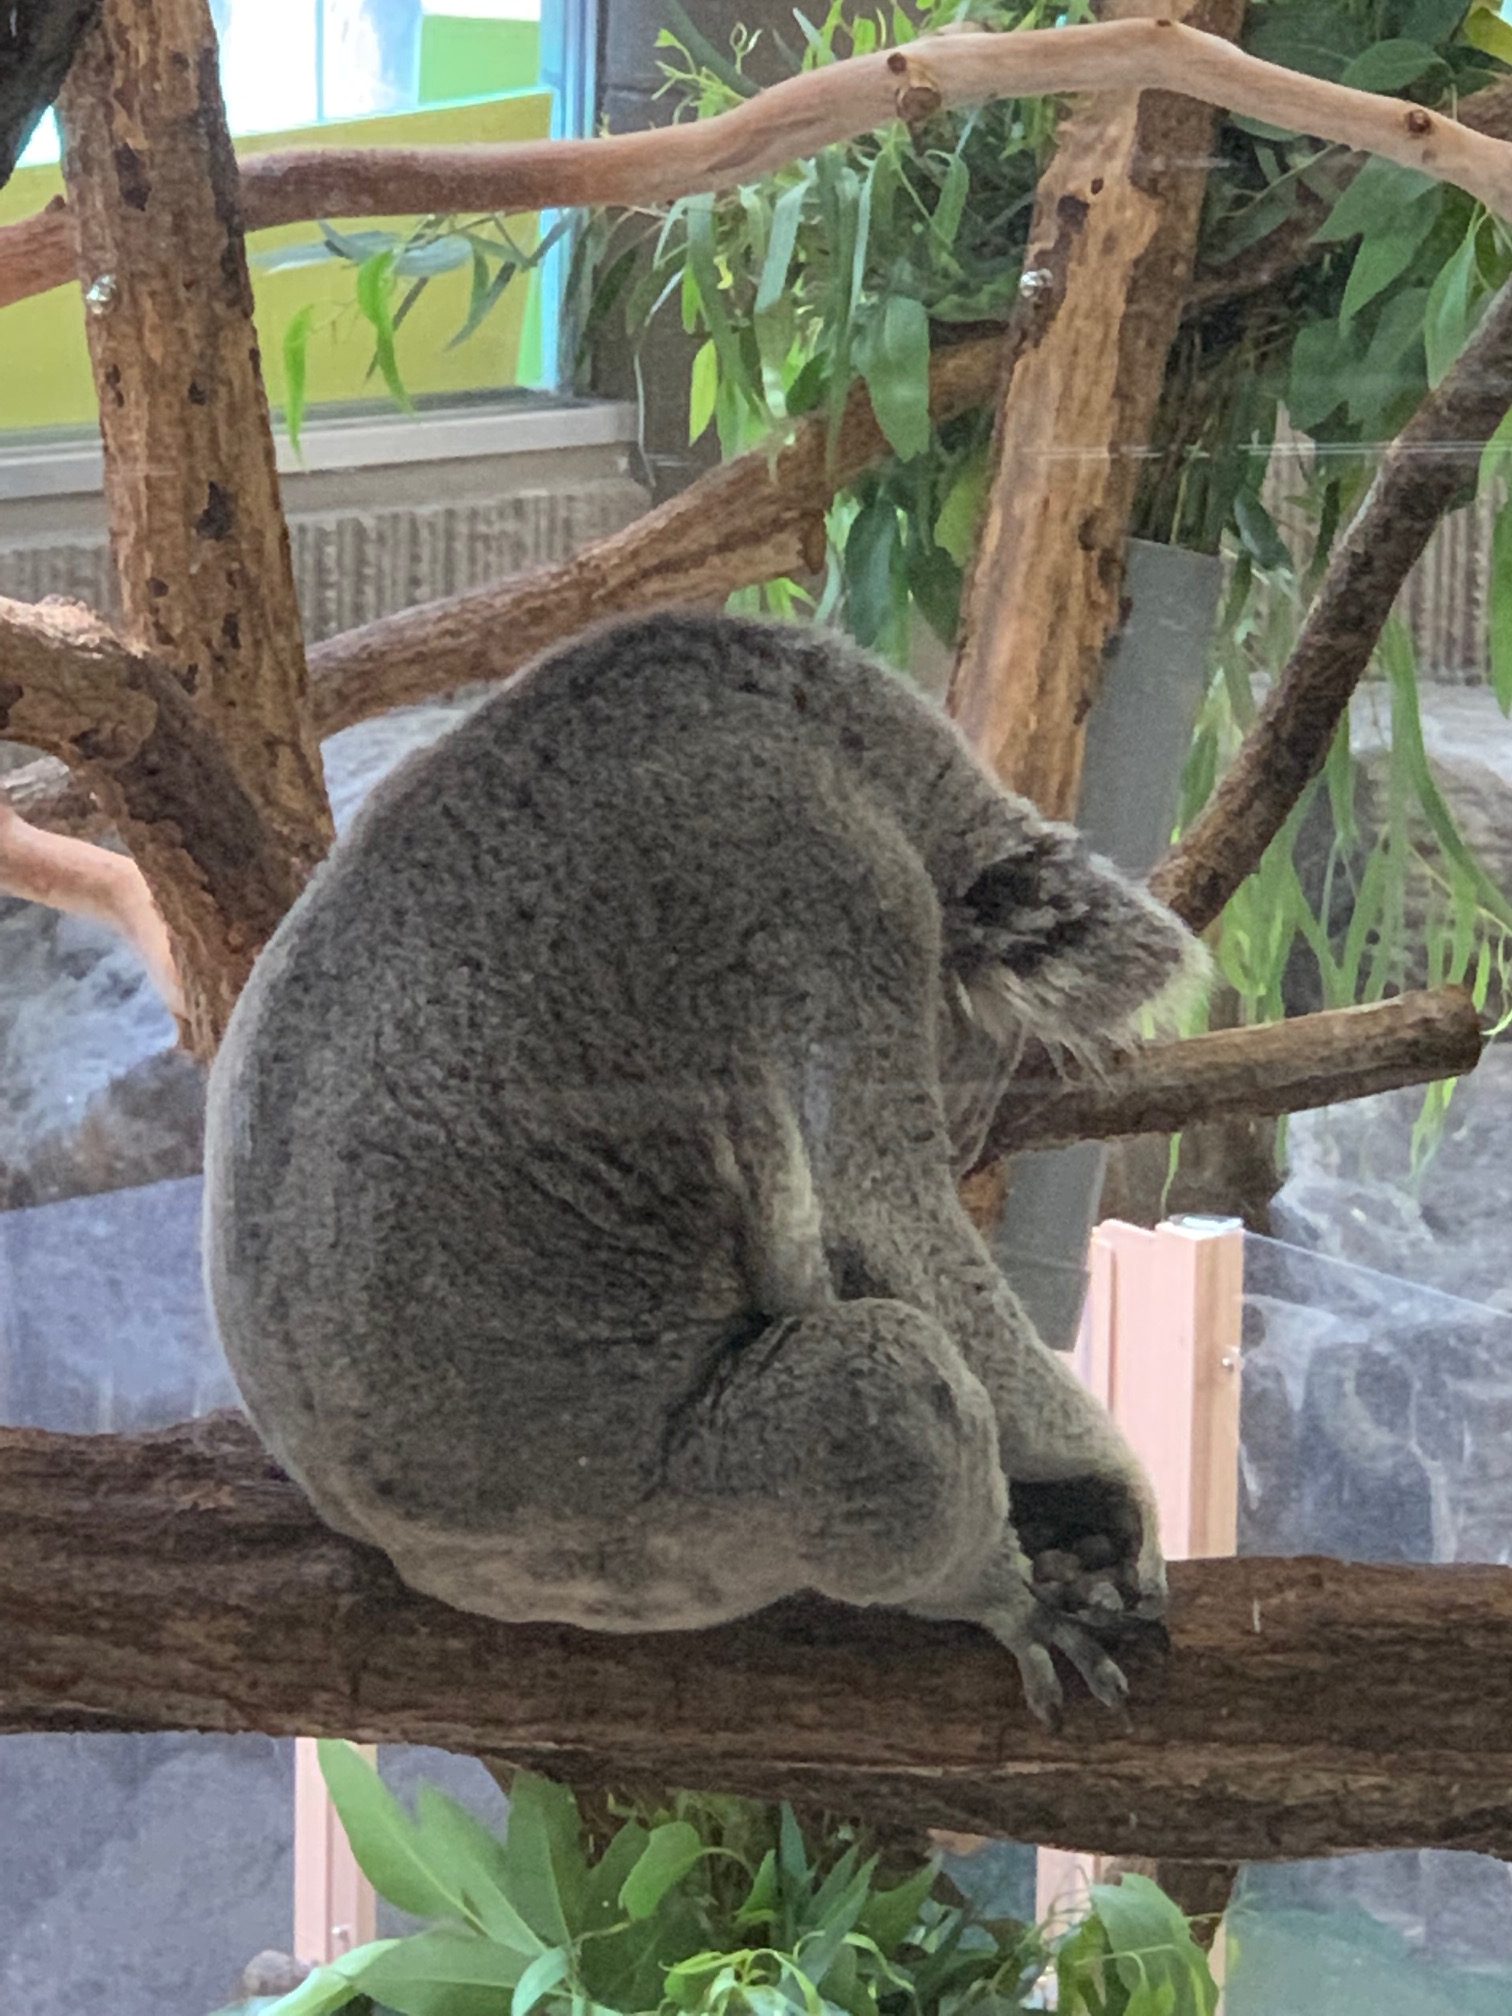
[945,825,1209,1057]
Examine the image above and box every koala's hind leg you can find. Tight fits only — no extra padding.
[830,1185,1166,1646]
[661,1298,1122,1723]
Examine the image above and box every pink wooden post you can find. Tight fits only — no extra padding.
[294,1736,378,1965]
[1035,1216,1244,1929]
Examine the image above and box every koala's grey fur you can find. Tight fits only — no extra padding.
[203,610,1206,1720]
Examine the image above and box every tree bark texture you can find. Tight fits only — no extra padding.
[3,1413,1511,1865]
[983,988,1484,1161]
[55,0,331,1050]
[948,0,1246,819]
[0,0,102,187]
[0,594,309,994]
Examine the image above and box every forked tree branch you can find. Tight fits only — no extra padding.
[3,1411,1511,1864]
[6,19,1512,309]
[0,592,305,1038]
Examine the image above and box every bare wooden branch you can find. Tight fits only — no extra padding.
[55,0,332,1050]
[2,338,1009,839]
[0,801,180,1013]
[1152,277,1512,933]
[8,20,1512,310]
[288,337,1011,737]
[3,1411,1511,1864]
[0,592,308,1032]
[950,0,1243,819]
[984,988,1483,1161]
[0,0,102,187]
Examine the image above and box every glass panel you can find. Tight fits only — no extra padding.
[1229,1231,1512,2011]
[0,1175,296,2016]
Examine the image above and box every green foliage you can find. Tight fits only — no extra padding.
[260,213,570,452]
[220,1749,1221,2016]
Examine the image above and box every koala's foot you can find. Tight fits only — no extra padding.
[1009,1473,1167,1645]
[980,1575,1131,1726]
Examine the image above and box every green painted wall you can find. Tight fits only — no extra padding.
[419,13,547,386]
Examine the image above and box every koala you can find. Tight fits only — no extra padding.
[203,609,1206,1723]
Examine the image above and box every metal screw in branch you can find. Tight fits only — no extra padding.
[84,274,117,316]
[1019,267,1054,301]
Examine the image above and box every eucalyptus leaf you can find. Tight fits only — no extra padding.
[1423,221,1481,384]
[450,244,514,351]
[689,336,719,442]
[392,235,475,278]
[281,304,315,456]
[412,1785,548,1954]
[1311,157,1438,243]
[259,1941,404,2016]
[1339,196,1442,325]
[756,179,810,317]
[1339,37,1443,90]
[502,1773,589,1948]
[933,442,989,566]
[354,250,414,413]
[858,293,931,461]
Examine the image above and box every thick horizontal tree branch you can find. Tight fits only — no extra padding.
[7,20,1512,310]
[1153,274,1512,932]
[4,1411,1511,1864]
[986,987,1483,1160]
[1,337,1008,834]
[308,336,1010,737]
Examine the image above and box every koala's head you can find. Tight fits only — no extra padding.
[941,817,1210,1070]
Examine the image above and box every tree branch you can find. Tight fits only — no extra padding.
[0,801,181,1014]
[1152,275,1512,933]
[2,338,1009,839]
[54,0,332,1052]
[984,987,1483,1161]
[8,20,1512,310]
[0,592,305,1035]
[307,336,1011,738]
[3,1411,1511,1864]
[950,0,1243,819]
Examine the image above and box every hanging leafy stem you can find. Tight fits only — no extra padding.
[213,1744,1222,2016]
[257,212,573,450]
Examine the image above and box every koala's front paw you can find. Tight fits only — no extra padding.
[1010,1473,1167,1642]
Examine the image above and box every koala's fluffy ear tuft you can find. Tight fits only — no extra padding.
[945,824,1209,1061]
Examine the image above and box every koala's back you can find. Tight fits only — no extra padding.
[204,612,955,1598]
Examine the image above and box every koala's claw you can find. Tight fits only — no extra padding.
[985,1598,1131,1725]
